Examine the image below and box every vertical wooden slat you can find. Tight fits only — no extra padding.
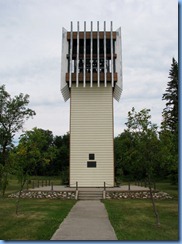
[114,27,123,101]
[83,21,86,87]
[69,21,73,88]
[90,21,93,87]
[97,21,100,87]
[76,21,79,87]
[110,21,114,87]
[61,27,70,101]
[104,21,107,87]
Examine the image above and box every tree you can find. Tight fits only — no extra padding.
[124,107,160,179]
[0,85,35,195]
[161,58,178,184]
[125,107,160,226]
[159,129,177,183]
[16,128,56,176]
[11,133,41,214]
[11,128,58,214]
[115,131,142,182]
[52,133,69,183]
[162,58,178,134]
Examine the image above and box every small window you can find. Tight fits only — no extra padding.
[87,161,96,168]
[89,154,95,160]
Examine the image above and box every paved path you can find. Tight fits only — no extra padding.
[51,200,117,240]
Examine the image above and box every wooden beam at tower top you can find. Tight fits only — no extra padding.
[66,72,118,82]
[68,53,117,59]
[67,32,116,40]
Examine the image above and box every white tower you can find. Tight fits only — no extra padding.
[61,21,123,187]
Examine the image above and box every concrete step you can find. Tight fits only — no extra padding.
[78,191,103,200]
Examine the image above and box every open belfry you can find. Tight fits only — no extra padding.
[61,21,123,187]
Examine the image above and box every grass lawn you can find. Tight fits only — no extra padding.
[1,178,179,241]
[103,182,179,241]
[0,198,76,240]
[4,175,63,196]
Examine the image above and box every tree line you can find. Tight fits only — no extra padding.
[0,58,178,196]
[115,58,178,184]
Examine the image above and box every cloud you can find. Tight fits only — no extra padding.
[0,0,178,139]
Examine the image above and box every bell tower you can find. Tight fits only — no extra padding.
[61,21,123,187]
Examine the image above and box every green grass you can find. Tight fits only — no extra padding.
[104,199,178,240]
[156,181,178,199]
[4,175,63,196]
[103,182,179,241]
[29,175,62,185]
[1,177,179,241]
[1,176,76,240]
[0,198,76,240]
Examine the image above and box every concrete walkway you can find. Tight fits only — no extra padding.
[51,200,117,240]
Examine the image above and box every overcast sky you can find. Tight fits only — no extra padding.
[0,0,178,142]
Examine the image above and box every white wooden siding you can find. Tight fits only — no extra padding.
[70,83,114,187]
